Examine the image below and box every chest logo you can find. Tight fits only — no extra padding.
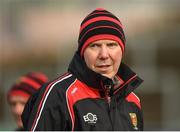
[129,113,138,130]
[83,113,97,124]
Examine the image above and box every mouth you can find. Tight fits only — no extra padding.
[96,65,111,71]
[97,65,110,68]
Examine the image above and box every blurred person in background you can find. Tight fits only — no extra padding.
[7,72,48,131]
[23,8,144,131]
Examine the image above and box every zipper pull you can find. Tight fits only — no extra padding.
[100,76,114,103]
[104,85,113,104]
[104,84,114,97]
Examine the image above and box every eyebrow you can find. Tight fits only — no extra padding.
[91,42,118,45]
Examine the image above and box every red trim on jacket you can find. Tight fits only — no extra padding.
[66,80,100,131]
[114,75,137,94]
[126,92,141,109]
[114,75,141,109]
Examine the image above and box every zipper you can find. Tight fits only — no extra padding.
[104,84,113,106]
[101,80,115,130]
[104,85,114,130]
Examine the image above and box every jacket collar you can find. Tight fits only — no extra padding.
[68,52,143,97]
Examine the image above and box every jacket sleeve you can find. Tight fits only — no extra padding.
[22,84,68,131]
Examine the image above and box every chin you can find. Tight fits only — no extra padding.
[101,74,114,79]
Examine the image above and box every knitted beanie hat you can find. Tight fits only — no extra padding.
[78,8,126,57]
[7,72,48,100]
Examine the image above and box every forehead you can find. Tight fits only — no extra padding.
[91,39,118,44]
[9,95,29,103]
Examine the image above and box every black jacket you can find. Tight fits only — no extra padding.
[22,52,144,131]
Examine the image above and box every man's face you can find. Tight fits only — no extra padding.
[9,96,29,128]
[83,39,122,79]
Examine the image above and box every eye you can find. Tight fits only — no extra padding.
[10,102,16,107]
[20,101,26,105]
[107,42,118,48]
[89,43,100,48]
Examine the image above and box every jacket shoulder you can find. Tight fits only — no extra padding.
[42,73,76,104]
[51,73,75,91]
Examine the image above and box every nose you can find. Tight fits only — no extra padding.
[98,45,109,59]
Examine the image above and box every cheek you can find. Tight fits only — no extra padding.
[113,51,122,68]
[84,51,96,68]
[11,103,25,115]
[11,106,16,114]
[84,56,94,69]
[19,104,25,111]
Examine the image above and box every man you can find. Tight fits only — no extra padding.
[7,72,48,130]
[23,8,144,131]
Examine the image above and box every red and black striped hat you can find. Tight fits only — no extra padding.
[7,72,48,100]
[78,8,126,57]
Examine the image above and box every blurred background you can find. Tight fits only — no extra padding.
[0,0,180,130]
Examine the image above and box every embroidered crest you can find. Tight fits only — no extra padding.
[129,113,138,130]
